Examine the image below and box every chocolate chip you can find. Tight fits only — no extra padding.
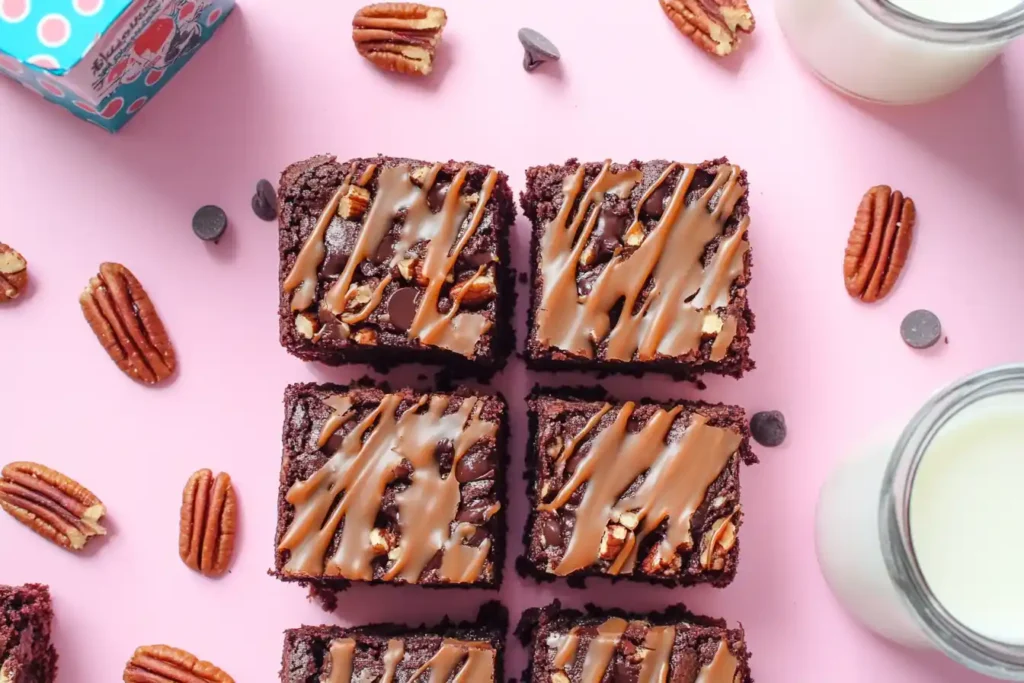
[750,410,786,447]
[642,184,670,218]
[901,309,942,349]
[518,28,560,71]
[435,439,455,472]
[322,249,350,277]
[465,527,489,547]
[392,459,414,481]
[374,234,396,264]
[540,515,562,548]
[427,183,449,213]
[593,207,627,244]
[457,498,492,524]
[251,179,278,221]
[456,451,495,482]
[386,287,418,331]
[192,205,228,242]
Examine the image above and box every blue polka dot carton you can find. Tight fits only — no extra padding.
[0,0,234,131]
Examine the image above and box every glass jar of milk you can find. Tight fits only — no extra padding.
[776,0,1024,104]
[817,365,1024,679]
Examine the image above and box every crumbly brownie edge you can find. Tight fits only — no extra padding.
[277,155,516,380]
[516,387,755,589]
[515,601,753,683]
[0,583,58,683]
[273,380,508,592]
[280,601,508,683]
[520,158,755,380]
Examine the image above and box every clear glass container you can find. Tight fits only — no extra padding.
[816,365,1024,680]
[775,0,1024,104]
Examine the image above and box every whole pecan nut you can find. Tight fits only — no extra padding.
[660,0,755,57]
[450,272,497,308]
[353,2,448,76]
[179,469,237,577]
[0,243,28,302]
[123,644,234,683]
[844,186,916,303]
[0,462,107,551]
[80,262,176,385]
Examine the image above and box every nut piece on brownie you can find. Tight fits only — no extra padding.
[273,382,507,591]
[278,155,515,378]
[521,158,754,379]
[519,390,754,588]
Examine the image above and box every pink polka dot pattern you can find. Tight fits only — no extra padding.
[37,13,71,48]
[144,68,164,86]
[127,96,147,114]
[73,100,97,113]
[99,96,123,118]
[0,0,31,24]
[26,54,59,69]
[38,77,62,96]
[207,8,222,26]
[0,52,23,74]
[72,0,103,16]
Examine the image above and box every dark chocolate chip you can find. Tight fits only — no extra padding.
[192,205,228,242]
[643,184,670,218]
[386,287,418,331]
[322,249,350,277]
[374,234,396,264]
[540,515,562,548]
[435,439,455,472]
[456,498,493,524]
[251,193,276,221]
[578,270,599,296]
[392,459,414,481]
[251,179,278,221]
[456,451,495,482]
[427,183,449,213]
[465,527,489,547]
[593,207,627,244]
[901,309,942,350]
[750,410,787,447]
[518,28,560,72]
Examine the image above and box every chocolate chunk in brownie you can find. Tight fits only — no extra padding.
[281,602,507,683]
[278,155,516,378]
[516,601,752,683]
[274,381,508,591]
[0,584,58,683]
[519,389,755,588]
[520,158,754,379]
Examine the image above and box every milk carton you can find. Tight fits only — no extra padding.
[0,0,234,131]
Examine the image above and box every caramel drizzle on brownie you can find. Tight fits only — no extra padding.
[552,621,738,683]
[538,403,741,575]
[536,160,749,362]
[324,638,493,683]
[278,393,498,582]
[284,160,499,357]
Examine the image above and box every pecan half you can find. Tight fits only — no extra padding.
[699,508,739,570]
[660,0,755,57]
[353,3,448,76]
[80,263,176,385]
[124,645,234,683]
[0,243,28,302]
[844,186,916,303]
[451,272,497,308]
[179,469,237,577]
[0,462,106,551]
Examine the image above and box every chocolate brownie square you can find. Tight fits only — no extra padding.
[520,158,754,378]
[0,584,58,683]
[281,602,506,683]
[516,601,752,683]
[274,381,508,591]
[278,155,515,378]
[519,389,755,588]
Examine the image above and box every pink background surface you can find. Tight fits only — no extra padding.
[3,1,1024,681]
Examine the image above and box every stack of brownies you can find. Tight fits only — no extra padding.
[274,155,756,683]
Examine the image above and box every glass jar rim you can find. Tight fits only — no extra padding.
[880,364,1024,680]
[856,0,1024,44]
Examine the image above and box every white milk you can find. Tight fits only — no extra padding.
[775,0,1024,103]
[909,392,1024,646]
[817,388,1024,653]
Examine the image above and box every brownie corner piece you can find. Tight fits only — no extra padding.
[520,390,751,588]
[275,381,508,590]
[521,601,752,683]
[521,158,754,378]
[0,583,58,683]
[281,602,507,683]
[278,154,516,377]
